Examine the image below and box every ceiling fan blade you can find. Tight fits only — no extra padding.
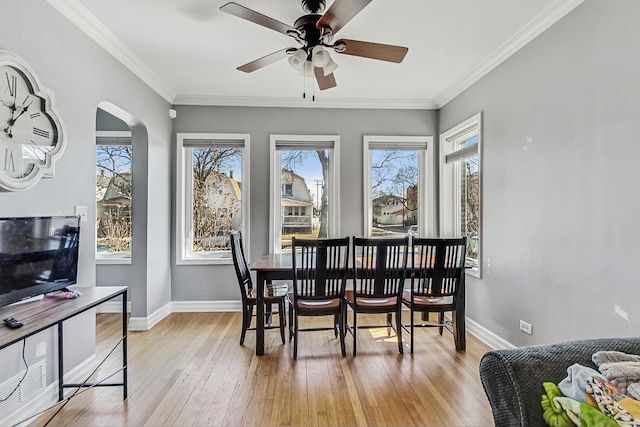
[220,2,298,37]
[314,67,337,90]
[316,0,372,35]
[237,48,293,73]
[334,39,408,63]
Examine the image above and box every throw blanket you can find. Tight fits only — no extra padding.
[586,376,640,426]
[541,353,640,427]
[559,363,603,403]
[593,351,640,399]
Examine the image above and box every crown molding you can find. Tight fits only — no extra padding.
[173,95,438,110]
[435,0,585,108]
[47,0,176,103]
[48,0,583,110]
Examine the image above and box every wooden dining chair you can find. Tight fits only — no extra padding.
[289,236,350,359]
[346,236,409,356]
[230,230,288,346]
[402,237,467,353]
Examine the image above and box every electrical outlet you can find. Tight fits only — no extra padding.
[74,205,88,222]
[520,320,532,335]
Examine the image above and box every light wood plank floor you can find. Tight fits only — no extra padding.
[31,312,494,426]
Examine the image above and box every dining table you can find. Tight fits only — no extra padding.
[249,251,468,356]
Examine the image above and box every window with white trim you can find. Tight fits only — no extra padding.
[363,136,435,238]
[440,113,482,277]
[270,135,340,253]
[176,133,249,264]
[96,131,132,263]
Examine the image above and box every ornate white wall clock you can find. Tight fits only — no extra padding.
[0,50,65,191]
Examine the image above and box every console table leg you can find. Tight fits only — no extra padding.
[122,290,128,399]
[58,322,64,401]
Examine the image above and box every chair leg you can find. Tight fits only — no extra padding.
[334,313,339,338]
[339,303,346,357]
[288,302,294,341]
[453,308,466,352]
[438,312,445,335]
[410,309,415,354]
[293,313,299,360]
[278,299,285,345]
[386,312,392,336]
[396,308,403,354]
[352,309,357,357]
[240,305,250,345]
[266,303,273,327]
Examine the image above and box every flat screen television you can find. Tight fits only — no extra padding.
[0,215,80,308]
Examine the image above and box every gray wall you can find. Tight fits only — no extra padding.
[440,0,640,346]
[171,106,437,301]
[0,1,172,391]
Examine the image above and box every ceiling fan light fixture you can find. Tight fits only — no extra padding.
[322,56,339,76]
[288,48,307,71]
[311,45,330,68]
[301,60,314,78]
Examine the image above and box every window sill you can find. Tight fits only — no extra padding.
[96,256,132,265]
[176,256,233,266]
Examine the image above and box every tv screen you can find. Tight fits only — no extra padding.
[0,216,80,308]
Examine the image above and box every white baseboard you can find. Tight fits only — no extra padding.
[128,302,172,331]
[171,300,242,312]
[96,300,512,349]
[97,301,132,313]
[466,317,515,350]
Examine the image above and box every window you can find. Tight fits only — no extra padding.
[177,133,249,264]
[363,136,435,238]
[96,131,132,262]
[440,113,482,278]
[270,135,340,253]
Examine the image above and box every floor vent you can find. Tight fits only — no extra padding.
[0,359,46,418]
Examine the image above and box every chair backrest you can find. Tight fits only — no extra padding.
[352,236,409,298]
[411,237,467,298]
[48,225,80,281]
[230,230,251,303]
[292,236,350,301]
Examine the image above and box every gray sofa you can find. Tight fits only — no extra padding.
[479,337,640,426]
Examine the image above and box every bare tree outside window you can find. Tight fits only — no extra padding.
[191,147,242,252]
[462,155,479,265]
[96,145,132,254]
[370,150,419,237]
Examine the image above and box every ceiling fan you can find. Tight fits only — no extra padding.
[220,0,409,90]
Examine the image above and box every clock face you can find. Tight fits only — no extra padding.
[0,50,64,191]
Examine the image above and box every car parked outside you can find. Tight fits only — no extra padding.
[407,225,418,237]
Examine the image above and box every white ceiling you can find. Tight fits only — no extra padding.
[49,0,583,109]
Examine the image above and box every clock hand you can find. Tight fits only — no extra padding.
[3,101,33,137]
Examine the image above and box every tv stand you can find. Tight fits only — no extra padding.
[0,286,128,403]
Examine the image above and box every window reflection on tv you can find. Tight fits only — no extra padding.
[0,216,80,308]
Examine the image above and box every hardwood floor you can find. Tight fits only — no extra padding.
[31,312,494,426]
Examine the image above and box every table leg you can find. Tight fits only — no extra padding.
[122,290,128,399]
[256,271,265,355]
[58,322,64,401]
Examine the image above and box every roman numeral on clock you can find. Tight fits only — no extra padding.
[30,112,40,119]
[33,127,50,139]
[5,73,16,97]
[3,148,15,172]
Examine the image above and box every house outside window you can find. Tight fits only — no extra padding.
[96,131,132,262]
[270,135,339,253]
[363,136,435,238]
[440,113,482,277]
[176,133,249,264]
